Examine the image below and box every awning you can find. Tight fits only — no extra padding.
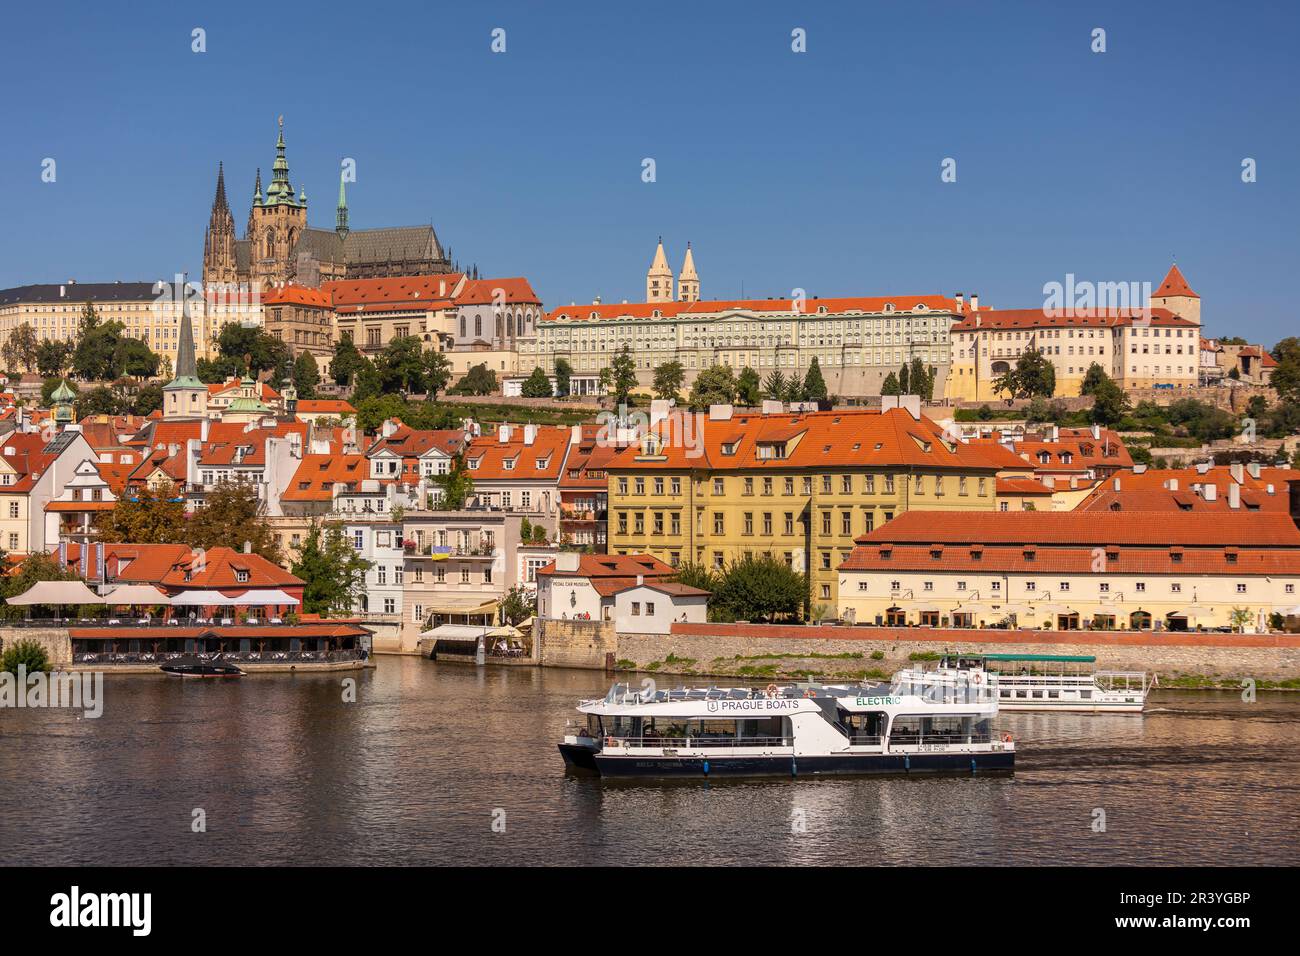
[1033,604,1079,617]
[913,604,943,614]
[229,589,300,607]
[5,580,104,606]
[419,623,517,643]
[424,598,498,617]
[102,584,171,605]
[167,590,242,606]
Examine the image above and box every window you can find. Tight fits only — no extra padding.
[1135,582,1146,592]
[857,581,869,591]
[384,598,395,614]
[1059,582,1070,592]
[461,567,471,584]
[235,569,249,583]
[743,513,753,535]
[377,566,387,585]
[713,513,724,534]
[1236,583,1247,593]
[1170,582,1180,593]
[7,502,16,518]
[412,604,424,623]
[631,602,640,616]
[646,602,655,616]
[353,529,364,550]
[713,478,725,495]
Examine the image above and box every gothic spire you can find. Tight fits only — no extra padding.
[336,169,350,239]
[253,167,263,205]
[212,162,229,215]
[166,275,202,389]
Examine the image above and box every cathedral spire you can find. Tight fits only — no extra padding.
[253,167,263,205]
[213,162,229,214]
[265,115,304,208]
[336,169,349,239]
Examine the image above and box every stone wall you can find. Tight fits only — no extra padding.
[0,627,72,666]
[537,618,616,670]
[613,623,1300,681]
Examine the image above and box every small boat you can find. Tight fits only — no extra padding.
[900,653,1150,714]
[558,663,1014,779]
[159,657,244,679]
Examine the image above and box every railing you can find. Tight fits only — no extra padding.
[603,735,793,748]
[847,734,884,746]
[887,734,992,746]
[74,649,365,665]
[7,617,303,628]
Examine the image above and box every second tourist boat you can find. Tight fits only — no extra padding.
[896,653,1151,714]
[558,664,1014,779]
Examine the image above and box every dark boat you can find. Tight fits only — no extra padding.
[159,657,244,679]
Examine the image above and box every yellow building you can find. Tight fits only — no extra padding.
[605,403,1002,611]
[838,510,1300,632]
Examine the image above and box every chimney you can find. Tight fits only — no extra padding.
[1266,483,1275,495]
[1133,464,1147,474]
[708,404,734,421]
[970,293,979,312]
[570,424,582,444]
[1043,476,1056,489]
[1230,462,1245,483]
[1204,484,1217,502]
[244,540,252,554]
[1112,477,1121,491]
[523,423,537,446]
[899,395,921,420]
[1229,484,1241,509]
[649,399,672,429]
[761,400,784,415]
[382,418,399,438]
[200,417,209,442]
[556,552,579,572]
[955,292,965,313]
[1247,462,1261,479]
[1091,423,1101,440]
[498,423,511,443]
[1165,478,1178,491]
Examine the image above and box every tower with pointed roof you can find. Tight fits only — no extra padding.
[646,237,674,303]
[202,162,240,287]
[163,277,209,421]
[51,379,77,426]
[677,242,699,302]
[1150,263,1200,325]
[245,116,309,286]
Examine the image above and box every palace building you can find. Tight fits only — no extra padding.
[202,118,452,291]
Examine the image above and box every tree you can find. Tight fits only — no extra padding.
[132,383,164,416]
[710,555,806,623]
[422,349,452,398]
[1080,362,1110,397]
[898,362,910,395]
[803,357,828,402]
[72,320,126,381]
[0,639,51,674]
[881,371,902,396]
[331,336,367,387]
[1270,336,1300,407]
[688,364,738,410]
[374,336,430,393]
[521,366,553,398]
[450,363,497,396]
[112,336,161,380]
[431,450,474,510]
[736,367,761,407]
[291,522,372,616]
[762,369,788,401]
[499,585,536,626]
[908,357,928,398]
[187,480,281,564]
[77,300,100,338]
[2,323,38,375]
[607,345,638,408]
[35,339,72,378]
[652,360,686,402]
[78,385,124,416]
[197,355,242,384]
[94,483,187,544]
[553,357,573,398]
[994,348,1056,399]
[292,351,320,399]
[1089,376,1129,426]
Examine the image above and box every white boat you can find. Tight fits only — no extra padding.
[558,665,1015,779]
[899,654,1151,714]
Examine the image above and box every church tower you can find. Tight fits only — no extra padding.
[336,169,350,239]
[677,242,699,302]
[646,237,673,303]
[247,117,308,287]
[202,163,239,287]
[163,278,209,421]
[1150,263,1200,325]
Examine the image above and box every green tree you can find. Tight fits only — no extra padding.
[93,483,187,544]
[132,383,164,416]
[331,336,367,387]
[736,367,761,406]
[607,345,638,408]
[450,363,497,396]
[374,336,429,393]
[881,371,902,396]
[431,451,474,510]
[1089,376,1129,426]
[553,357,573,398]
[803,357,828,402]
[78,385,124,416]
[291,522,372,616]
[499,585,536,626]
[422,349,452,398]
[710,555,807,623]
[994,348,1056,399]
[688,364,738,410]
[292,351,320,399]
[2,323,38,374]
[762,369,788,401]
[35,339,72,378]
[898,362,910,395]
[112,336,161,380]
[652,360,686,402]
[1270,337,1300,407]
[77,300,100,338]
[187,480,281,564]
[521,366,554,398]
[908,357,928,398]
[0,639,51,673]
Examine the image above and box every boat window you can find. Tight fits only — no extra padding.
[1080,690,1091,699]
[841,711,885,743]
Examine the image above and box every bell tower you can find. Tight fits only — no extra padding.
[248,116,308,286]
[646,237,673,303]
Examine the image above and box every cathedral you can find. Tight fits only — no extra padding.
[202,118,452,289]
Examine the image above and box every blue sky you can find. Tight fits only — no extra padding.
[1,0,1296,344]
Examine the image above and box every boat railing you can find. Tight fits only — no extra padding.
[888,733,994,746]
[604,735,793,749]
[847,734,884,746]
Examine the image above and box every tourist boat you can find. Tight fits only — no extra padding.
[558,665,1014,779]
[900,653,1150,714]
[158,658,244,679]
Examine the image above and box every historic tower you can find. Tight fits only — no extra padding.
[646,237,674,303]
[201,162,239,287]
[677,242,699,302]
[336,170,350,239]
[246,117,309,286]
[163,280,209,421]
[1150,263,1200,325]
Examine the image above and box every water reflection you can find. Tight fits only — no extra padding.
[0,659,1296,865]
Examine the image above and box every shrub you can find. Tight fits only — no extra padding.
[1,639,51,675]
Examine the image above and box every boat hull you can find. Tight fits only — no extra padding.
[563,748,1014,779]
[997,701,1144,713]
[159,665,244,679]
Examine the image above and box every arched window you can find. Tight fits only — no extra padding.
[264,228,275,259]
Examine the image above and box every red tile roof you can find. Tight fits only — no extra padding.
[951,307,1194,332]
[325,274,464,313]
[283,454,368,501]
[1153,264,1198,299]
[546,294,958,323]
[455,277,540,306]
[466,425,570,481]
[262,284,332,308]
[537,552,675,579]
[296,399,357,415]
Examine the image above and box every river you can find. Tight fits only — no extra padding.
[1,657,1297,866]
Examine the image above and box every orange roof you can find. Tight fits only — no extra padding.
[455,277,540,306]
[263,284,332,308]
[1153,264,1198,299]
[951,307,1194,332]
[283,454,368,501]
[546,294,958,323]
[605,408,1004,473]
[847,509,1300,548]
[94,461,137,494]
[206,378,282,402]
[560,425,630,491]
[325,274,464,312]
[466,425,570,481]
[996,477,1054,496]
[296,399,357,415]
[537,552,675,579]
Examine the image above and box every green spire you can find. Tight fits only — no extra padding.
[166,276,202,390]
[253,168,263,205]
[336,171,349,238]
[265,115,305,208]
